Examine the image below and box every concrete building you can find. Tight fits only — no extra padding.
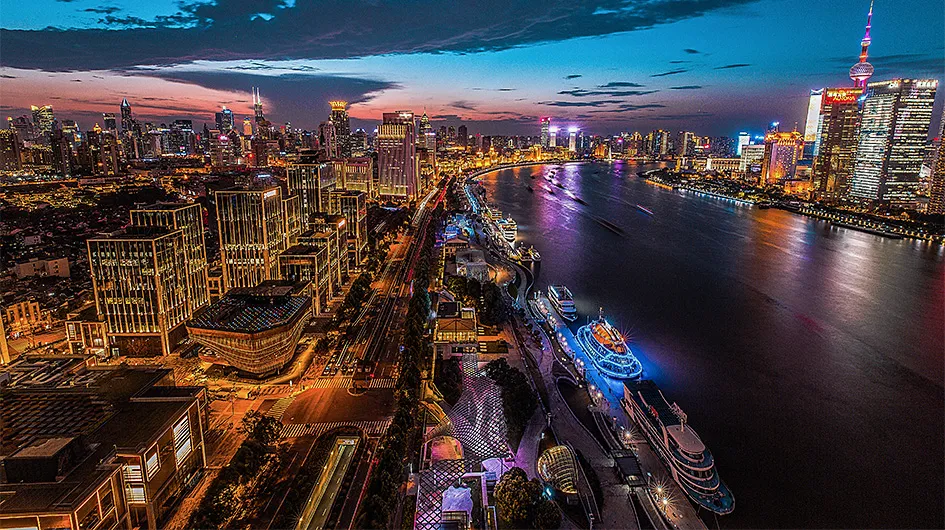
[87,227,191,357]
[329,190,368,267]
[0,357,206,530]
[130,202,209,313]
[13,257,70,279]
[761,131,804,184]
[187,281,311,377]
[377,111,419,200]
[216,187,289,292]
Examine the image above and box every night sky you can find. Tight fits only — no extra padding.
[1,0,942,136]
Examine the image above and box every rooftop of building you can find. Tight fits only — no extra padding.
[0,358,202,514]
[88,225,177,241]
[187,281,310,334]
[281,243,327,257]
[131,201,198,212]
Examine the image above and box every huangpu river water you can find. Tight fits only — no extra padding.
[478,161,944,528]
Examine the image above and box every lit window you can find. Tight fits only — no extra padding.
[145,447,160,480]
[121,464,142,482]
[173,416,193,465]
[126,484,146,503]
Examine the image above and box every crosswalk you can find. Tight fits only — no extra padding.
[265,395,296,420]
[256,385,292,397]
[305,376,397,389]
[280,419,393,439]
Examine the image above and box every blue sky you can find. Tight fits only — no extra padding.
[1,0,941,136]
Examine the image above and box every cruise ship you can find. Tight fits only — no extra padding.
[622,380,734,515]
[547,285,577,321]
[495,217,517,242]
[575,310,643,379]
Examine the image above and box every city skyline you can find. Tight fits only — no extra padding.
[1,0,942,136]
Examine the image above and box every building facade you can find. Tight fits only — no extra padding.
[216,187,288,292]
[377,111,418,200]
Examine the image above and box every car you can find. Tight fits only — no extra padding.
[322,366,332,376]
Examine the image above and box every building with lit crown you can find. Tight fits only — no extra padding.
[812,88,862,200]
[760,131,804,184]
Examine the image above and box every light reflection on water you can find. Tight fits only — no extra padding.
[478,161,944,529]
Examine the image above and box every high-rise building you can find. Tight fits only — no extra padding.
[287,149,336,218]
[736,132,750,156]
[130,202,210,313]
[928,108,945,214]
[549,127,558,148]
[740,144,765,176]
[329,190,368,266]
[120,97,134,132]
[87,226,191,356]
[849,1,875,88]
[30,105,54,142]
[102,113,117,131]
[540,117,551,148]
[319,120,338,158]
[568,128,578,153]
[243,117,254,136]
[216,187,289,291]
[377,111,418,200]
[329,101,352,158]
[761,131,804,183]
[209,129,233,166]
[215,107,235,132]
[850,79,938,209]
[675,131,696,157]
[0,129,22,172]
[457,125,468,148]
[253,87,265,122]
[812,87,862,199]
[804,89,825,142]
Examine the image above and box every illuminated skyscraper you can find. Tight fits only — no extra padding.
[215,107,234,132]
[87,226,190,356]
[253,87,265,122]
[849,1,875,88]
[736,132,750,156]
[549,127,558,148]
[928,108,945,214]
[130,202,210,313]
[850,79,938,209]
[120,98,134,132]
[812,88,862,199]
[804,89,825,142]
[458,125,468,148]
[102,113,117,131]
[761,130,804,183]
[329,101,352,157]
[216,187,289,291]
[287,149,336,218]
[243,118,254,136]
[329,190,368,266]
[568,128,578,152]
[540,117,551,148]
[0,129,23,172]
[377,111,418,200]
[30,105,54,141]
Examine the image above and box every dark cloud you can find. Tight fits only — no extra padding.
[225,62,320,72]
[133,70,399,127]
[450,100,478,111]
[651,111,713,120]
[565,74,583,79]
[558,88,657,97]
[82,6,121,14]
[597,81,645,88]
[0,74,17,79]
[651,68,689,77]
[683,48,701,54]
[670,85,703,90]
[668,60,690,64]
[539,100,623,107]
[715,63,750,69]
[1,0,757,71]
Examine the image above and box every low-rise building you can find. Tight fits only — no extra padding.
[433,301,478,359]
[186,281,312,377]
[454,249,489,283]
[0,356,207,530]
[13,257,70,279]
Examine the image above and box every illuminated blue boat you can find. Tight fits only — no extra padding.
[575,309,643,379]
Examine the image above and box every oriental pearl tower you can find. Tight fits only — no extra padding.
[849,1,875,87]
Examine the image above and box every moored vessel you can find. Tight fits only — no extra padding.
[575,309,643,379]
[547,285,577,321]
[622,379,734,515]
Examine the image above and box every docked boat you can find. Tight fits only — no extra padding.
[547,285,577,321]
[496,217,517,242]
[575,309,643,379]
[528,246,541,262]
[622,380,734,515]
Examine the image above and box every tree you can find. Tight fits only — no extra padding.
[495,467,534,528]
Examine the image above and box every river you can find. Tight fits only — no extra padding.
[477,161,944,529]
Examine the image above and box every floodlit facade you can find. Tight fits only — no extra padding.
[216,187,288,292]
[760,131,804,184]
[287,150,336,219]
[87,227,190,357]
[130,202,210,312]
[187,282,311,377]
[329,190,368,267]
[377,111,418,200]
[537,445,579,495]
[849,79,938,209]
[812,87,862,200]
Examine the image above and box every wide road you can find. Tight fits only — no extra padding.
[296,436,360,530]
